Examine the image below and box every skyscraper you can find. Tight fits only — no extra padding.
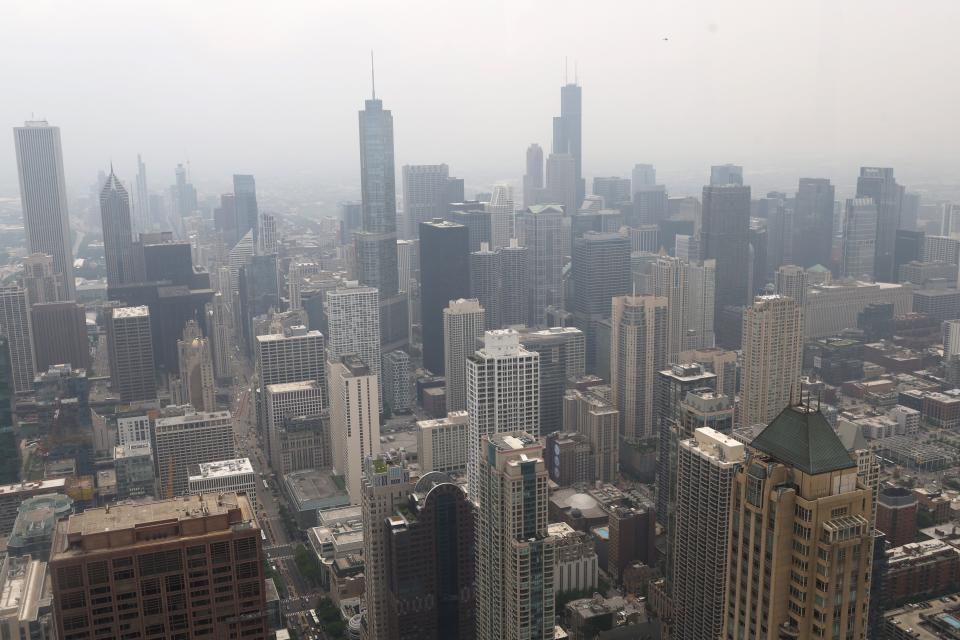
[545,153,578,214]
[382,349,413,412]
[475,431,556,640]
[611,295,668,442]
[774,264,808,307]
[153,409,235,497]
[592,177,631,208]
[206,292,234,379]
[173,163,197,216]
[360,455,413,640]
[402,164,451,238]
[465,330,540,492]
[381,473,476,640]
[523,143,545,208]
[470,244,500,330]
[672,427,744,640]
[419,219,470,374]
[134,153,150,233]
[21,253,61,304]
[49,494,266,640]
[443,299,485,412]
[0,286,35,394]
[255,325,326,391]
[330,355,381,503]
[177,319,216,412]
[13,121,76,300]
[740,295,803,427]
[232,174,259,248]
[519,326,586,436]
[486,183,515,249]
[571,232,631,372]
[632,185,669,227]
[106,306,156,403]
[100,169,137,287]
[326,283,382,406]
[264,380,325,473]
[843,197,879,280]
[723,405,873,639]
[553,81,584,204]
[793,178,836,269]
[654,256,717,359]
[519,205,565,325]
[709,163,743,186]
[702,184,751,309]
[30,301,89,372]
[631,164,656,194]
[857,166,904,282]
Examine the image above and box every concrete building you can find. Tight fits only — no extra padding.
[329,355,381,503]
[571,232,631,372]
[843,197,879,280]
[611,295,668,443]
[113,441,156,500]
[523,144,545,209]
[519,205,566,325]
[360,456,413,640]
[0,285,35,394]
[265,380,325,471]
[188,458,257,505]
[153,410,235,497]
[326,283,382,407]
[774,264,808,307]
[255,325,326,391]
[672,427,744,640]
[106,306,156,402]
[0,555,53,640]
[7,494,73,561]
[22,253,61,305]
[519,326,586,436]
[382,349,413,412]
[443,299,485,412]
[654,256,717,358]
[417,411,469,474]
[562,389,619,483]
[466,330,540,493]
[475,432,556,640]
[117,414,150,446]
[49,493,266,640]
[723,405,874,640]
[549,522,598,594]
[402,164,451,238]
[803,280,912,338]
[740,295,803,428]
[876,486,918,548]
[14,121,76,299]
[206,292,234,379]
[176,319,215,412]
[274,413,332,475]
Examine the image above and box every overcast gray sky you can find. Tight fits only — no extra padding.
[2,0,959,197]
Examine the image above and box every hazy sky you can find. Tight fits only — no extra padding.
[3,0,959,198]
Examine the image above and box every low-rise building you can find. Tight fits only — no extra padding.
[188,458,257,505]
[0,555,53,640]
[549,522,599,594]
[416,411,469,473]
[885,540,960,604]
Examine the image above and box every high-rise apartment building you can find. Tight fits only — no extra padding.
[443,299,485,412]
[465,330,540,492]
[562,389,619,483]
[519,205,566,325]
[31,301,89,372]
[0,286,35,394]
[476,431,556,640]
[553,82,584,204]
[740,295,803,428]
[49,493,266,640]
[382,349,413,412]
[402,164,451,238]
[361,456,413,640]
[326,283,382,405]
[330,355,381,503]
[843,198,879,280]
[611,295,668,443]
[22,253,61,305]
[794,178,836,269]
[774,264,808,307]
[419,219,470,374]
[519,326,585,435]
[13,121,76,300]
[857,167,904,282]
[571,232,631,373]
[100,170,137,288]
[470,240,529,330]
[154,409,235,497]
[486,184,515,249]
[176,320,215,412]
[654,256,717,359]
[722,405,874,639]
[417,411,470,474]
[672,427,744,640]
[107,306,156,403]
[702,184,751,309]
[380,472,476,639]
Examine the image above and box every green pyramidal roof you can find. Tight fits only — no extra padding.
[750,404,856,475]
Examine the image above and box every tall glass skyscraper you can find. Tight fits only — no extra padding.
[552,83,584,205]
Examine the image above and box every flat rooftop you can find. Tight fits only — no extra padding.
[266,380,322,393]
[112,306,149,319]
[490,431,539,451]
[155,410,231,427]
[190,458,254,479]
[284,469,350,511]
[0,479,66,498]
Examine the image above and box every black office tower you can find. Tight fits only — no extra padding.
[702,184,751,308]
[571,232,631,373]
[419,219,470,374]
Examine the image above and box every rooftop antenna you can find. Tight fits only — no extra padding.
[370,50,376,100]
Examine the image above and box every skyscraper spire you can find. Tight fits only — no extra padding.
[370,50,376,100]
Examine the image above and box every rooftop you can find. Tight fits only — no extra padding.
[0,479,66,498]
[112,306,149,319]
[750,404,856,475]
[190,458,254,479]
[265,380,322,394]
[490,431,539,451]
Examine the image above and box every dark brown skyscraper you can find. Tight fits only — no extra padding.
[30,301,89,371]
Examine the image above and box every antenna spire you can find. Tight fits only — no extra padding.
[371,50,376,100]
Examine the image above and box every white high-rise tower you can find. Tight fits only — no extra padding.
[443,299,485,412]
[740,295,803,427]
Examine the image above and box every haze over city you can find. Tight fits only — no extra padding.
[3,0,960,200]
